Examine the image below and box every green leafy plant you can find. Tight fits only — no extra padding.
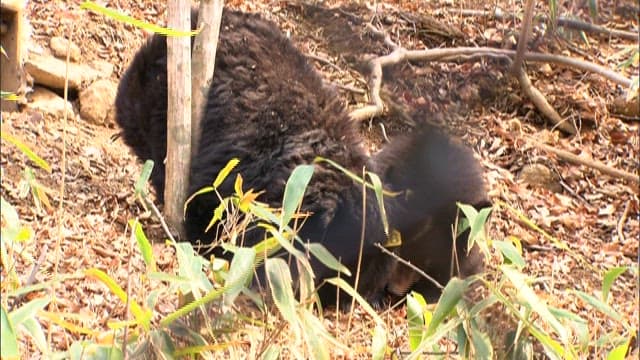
[398,201,636,359]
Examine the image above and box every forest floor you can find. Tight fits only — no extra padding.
[1,0,638,358]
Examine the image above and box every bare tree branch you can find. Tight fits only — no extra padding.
[528,138,640,184]
[374,243,444,290]
[515,66,577,134]
[349,45,633,125]
[511,0,536,74]
[451,8,639,41]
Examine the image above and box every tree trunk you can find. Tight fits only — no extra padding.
[165,0,192,238]
[191,0,224,155]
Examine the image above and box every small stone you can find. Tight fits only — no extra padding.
[49,36,82,62]
[27,86,76,119]
[518,163,562,193]
[79,79,118,125]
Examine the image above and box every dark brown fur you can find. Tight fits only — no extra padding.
[371,128,489,303]
[115,9,489,307]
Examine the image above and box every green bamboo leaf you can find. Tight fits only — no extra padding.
[1,305,19,359]
[21,317,48,356]
[587,0,598,20]
[602,267,627,302]
[367,171,388,236]
[85,268,151,330]
[325,277,384,325]
[80,1,198,37]
[265,258,297,324]
[213,158,240,188]
[573,290,624,323]
[371,322,387,360]
[8,298,50,326]
[281,164,314,229]
[135,160,154,197]
[406,292,427,351]
[0,132,51,172]
[129,219,156,272]
[263,224,314,279]
[549,306,589,347]
[305,242,351,276]
[457,202,491,249]
[151,330,175,359]
[493,240,525,268]
[314,156,399,196]
[173,242,212,294]
[184,185,214,215]
[606,339,630,360]
[502,265,568,343]
[548,0,558,25]
[469,317,493,358]
[259,345,281,360]
[426,277,465,336]
[224,247,255,306]
[204,198,229,233]
[299,309,330,360]
[0,91,19,101]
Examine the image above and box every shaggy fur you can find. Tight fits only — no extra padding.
[114,9,489,307]
[371,129,490,303]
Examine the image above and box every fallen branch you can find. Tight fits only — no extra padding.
[511,0,535,74]
[617,200,631,243]
[451,9,639,41]
[349,45,633,122]
[374,243,444,290]
[307,53,344,73]
[528,138,640,184]
[508,0,576,134]
[515,66,577,134]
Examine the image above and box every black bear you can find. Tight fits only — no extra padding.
[115,9,489,307]
[370,129,489,303]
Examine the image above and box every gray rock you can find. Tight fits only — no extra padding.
[49,36,82,62]
[28,86,76,119]
[79,79,117,125]
[89,60,115,78]
[25,53,100,90]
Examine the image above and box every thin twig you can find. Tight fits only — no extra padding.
[379,123,390,143]
[373,243,444,290]
[49,22,73,347]
[365,23,398,49]
[349,45,632,123]
[450,8,639,41]
[528,138,640,184]
[122,222,135,360]
[348,167,368,332]
[25,244,48,288]
[333,83,366,95]
[307,53,344,73]
[143,196,178,243]
[616,200,631,243]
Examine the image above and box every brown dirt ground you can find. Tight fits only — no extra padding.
[1,0,638,358]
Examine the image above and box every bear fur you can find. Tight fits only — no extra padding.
[114,8,489,307]
[370,129,490,303]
